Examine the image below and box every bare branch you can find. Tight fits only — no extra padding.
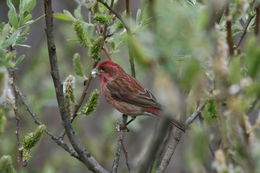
[9,70,23,168]
[184,101,206,127]
[137,118,171,173]
[14,85,81,160]
[235,0,257,49]
[156,101,206,173]
[71,59,100,122]
[156,129,183,173]
[225,5,234,56]
[112,115,128,173]
[255,4,260,35]
[235,15,255,49]
[43,0,108,172]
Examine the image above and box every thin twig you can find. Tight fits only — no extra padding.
[156,101,206,173]
[236,0,257,49]
[156,128,183,173]
[97,0,130,32]
[71,60,100,122]
[112,115,128,173]
[43,0,108,172]
[9,70,23,168]
[61,1,114,138]
[255,4,260,35]
[110,0,115,8]
[109,0,135,172]
[235,15,255,49]
[102,46,111,59]
[184,101,206,127]
[225,5,234,56]
[14,85,81,160]
[124,0,136,77]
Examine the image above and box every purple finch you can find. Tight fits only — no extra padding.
[94,60,185,131]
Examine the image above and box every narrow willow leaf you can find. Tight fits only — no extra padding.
[73,53,84,77]
[15,55,25,65]
[7,0,19,28]
[53,13,74,22]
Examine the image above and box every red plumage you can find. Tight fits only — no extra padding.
[96,60,185,131]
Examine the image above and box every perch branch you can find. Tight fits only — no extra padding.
[111,0,135,172]
[111,115,128,173]
[137,118,171,173]
[43,0,108,172]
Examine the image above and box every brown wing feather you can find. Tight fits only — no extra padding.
[107,75,162,110]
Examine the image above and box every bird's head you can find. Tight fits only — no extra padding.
[92,60,124,84]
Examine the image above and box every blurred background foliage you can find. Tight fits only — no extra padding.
[0,0,260,173]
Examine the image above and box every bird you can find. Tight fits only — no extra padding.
[93,60,185,132]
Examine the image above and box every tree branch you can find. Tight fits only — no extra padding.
[255,4,260,35]
[71,59,100,122]
[225,5,234,56]
[137,118,171,173]
[43,0,108,172]
[235,15,255,49]
[111,115,128,173]
[235,0,257,49]
[97,0,130,32]
[111,1,135,172]
[9,70,23,168]
[14,85,80,160]
[156,101,206,173]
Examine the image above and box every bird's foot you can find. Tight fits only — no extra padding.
[116,123,130,132]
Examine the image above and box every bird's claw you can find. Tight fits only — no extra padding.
[116,123,130,132]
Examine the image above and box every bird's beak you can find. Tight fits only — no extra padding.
[91,68,99,78]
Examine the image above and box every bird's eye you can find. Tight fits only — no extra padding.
[99,66,106,72]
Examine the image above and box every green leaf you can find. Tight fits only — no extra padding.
[127,35,151,67]
[63,10,75,20]
[7,0,19,28]
[73,53,84,77]
[2,30,19,48]
[245,36,260,78]
[136,9,142,24]
[0,108,6,134]
[94,14,113,25]
[15,55,25,65]
[20,12,32,25]
[53,13,74,22]
[229,57,241,84]
[24,0,36,12]
[202,99,217,124]
[74,6,83,20]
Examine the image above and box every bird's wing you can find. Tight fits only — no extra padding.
[106,76,162,110]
